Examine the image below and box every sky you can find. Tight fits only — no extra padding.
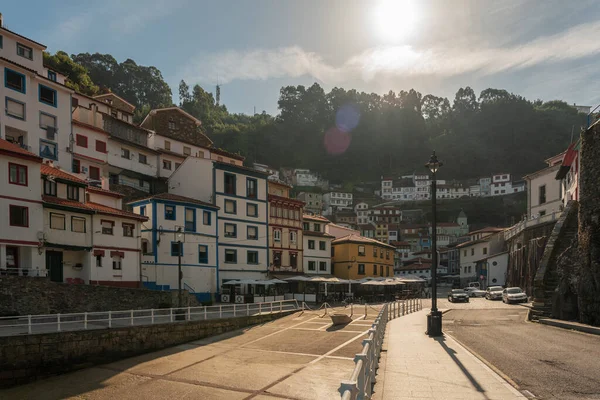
[3,0,600,115]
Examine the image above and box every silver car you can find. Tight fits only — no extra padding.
[485,286,504,300]
[502,287,528,304]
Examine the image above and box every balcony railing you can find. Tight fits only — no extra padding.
[0,268,48,277]
[504,211,562,241]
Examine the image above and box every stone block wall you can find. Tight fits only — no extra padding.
[0,311,296,387]
[0,276,199,316]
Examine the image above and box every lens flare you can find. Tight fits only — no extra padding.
[324,127,351,155]
[335,104,361,133]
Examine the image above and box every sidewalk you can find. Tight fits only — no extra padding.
[373,309,526,400]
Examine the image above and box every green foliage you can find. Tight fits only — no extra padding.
[43,51,99,95]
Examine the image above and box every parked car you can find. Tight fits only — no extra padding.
[502,287,528,304]
[448,289,470,303]
[464,287,486,297]
[485,286,504,300]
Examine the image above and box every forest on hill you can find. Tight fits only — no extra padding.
[45,51,587,183]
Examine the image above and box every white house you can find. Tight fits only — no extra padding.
[322,191,353,215]
[475,251,508,288]
[297,192,323,215]
[457,228,505,286]
[303,214,334,275]
[130,193,219,302]
[0,16,73,169]
[479,177,492,196]
[354,201,370,224]
[0,139,45,275]
[524,153,563,218]
[490,174,513,196]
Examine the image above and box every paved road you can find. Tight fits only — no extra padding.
[1,305,393,400]
[444,307,600,400]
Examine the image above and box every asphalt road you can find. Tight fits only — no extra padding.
[444,307,600,400]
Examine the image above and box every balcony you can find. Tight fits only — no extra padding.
[5,126,30,151]
[504,211,562,241]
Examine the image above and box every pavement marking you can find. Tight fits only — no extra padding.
[522,389,536,398]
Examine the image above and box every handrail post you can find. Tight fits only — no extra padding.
[108,311,111,328]
[57,313,61,332]
[28,315,32,334]
[84,312,88,330]
[204,306,207,320]
[219,305,222,319]
[130,310,134,326]
[259,303,262,314]
[270,302,273,314]
[170,308,173,323]
[233,304,236,317]
[187,306,191,321]
[151,308,155,324]
[280,301,283,313]
[355,353,368,398]
[338,381,359,399]
[247,303,250,316]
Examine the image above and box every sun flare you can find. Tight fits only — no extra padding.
[373,0,420,43]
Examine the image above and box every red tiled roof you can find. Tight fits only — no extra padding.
[87,202,148,221]
[303,214,330,223]
[41,164,87,184]
[303,231,336,238]
[43,196,93,211]
[332,234,395,249]
[128,192,218,209]
[87,186,124,198]
[0,139,42,162]
[211,147,245,161]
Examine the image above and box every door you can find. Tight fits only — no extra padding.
[6,246,19,274]
[46,251,63,282]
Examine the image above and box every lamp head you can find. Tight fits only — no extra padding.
[425,151,443,174]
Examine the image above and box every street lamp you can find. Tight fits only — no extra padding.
[175,226,185,311]
[426,151,443,336]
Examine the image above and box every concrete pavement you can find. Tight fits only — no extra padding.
[373,309,526,400]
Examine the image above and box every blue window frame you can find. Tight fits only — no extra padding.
[48,71,57,81]
[139,206,146,216]
[203,210,211,225]
[246,178,258,199]
[0,35,3,48]
[184,207,196,232]
[247,202,258,217]
[198,245,208,264]
[39,139,58,160]
[5,97,25,120]
[224,172,236,195]
[247,251,259,264]
[224,249,237,263]
[5,68,26,93]
[171,241,183,256]
[224,199,236,214]
[164,205,176,220]
[39,84,57,107]
[224,223,237,238]
[247,226,258,240]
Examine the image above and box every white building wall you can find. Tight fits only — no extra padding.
[168,157,214,203]
[107,140,157,177]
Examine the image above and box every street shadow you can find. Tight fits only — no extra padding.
[433,335,490,399]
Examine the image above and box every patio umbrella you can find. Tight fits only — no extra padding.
[284,276,312,281]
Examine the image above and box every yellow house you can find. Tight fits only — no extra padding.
[331,234,395,279]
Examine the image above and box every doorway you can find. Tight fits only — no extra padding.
[6,246,19,274]
[46,250,63,282]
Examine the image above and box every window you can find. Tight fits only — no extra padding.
[303,222,310,231]
[276,207,282,218]
[386,251,390,260]
[247,203,258,217]
[72,217,86,233]
[39,85,57,107]
[9,163,27,186]
[308,261,316,271]
[358,245,365,256]
[290,231,297,244]
[95,140,107,153]
[248,251,259,264]
[198,245,208,264]
[225,249,237,263]
[139,153,147,164]
[101,220,114,235]
[184,208,196,232]
[483,247,488,255]
[358,264,365,275]
[171,242,182,256]
[539,210,546,216]
[380,265,384,276]
[471,248,475,256]
[373,247,377,257]
[224,223,237,238]
[468,266,472,273]
[246,178,257,198]
[17,43,33,60]
[224,199,236,214]
[224,173,236,195]
[203,211,211,225]
[162,160,171,170]
[76,134,88,148]
[380,250,384,258]
[44,179,56,196]
[373,265,377,275]
[539,185,546,205]
[314,223,321,232]
[71,159,81,174]
[6,97,25,119]
[164,140,171,150]
[274,229,281,242]
[96,255,102,267]
[308,240,315,250]
[319,261,327,271]
[283,208,289,219]
[112,258,122,270]
[290,253,298,268]
[5,68,25,93]
[139,206,146,216]
[122,223,134,237]
[464,250,467,257]
[168,118,176,129]
[246,226,258,240]
[89,166,100,180]
[111,110,118,118]
[40,112,56,130]
[319,241,326,250]
[121,148,130,159]
[48,70,57,81]
[50,213,65,230]
[165,205,176,220]
[67,185,79,201]
[9,205,28,227]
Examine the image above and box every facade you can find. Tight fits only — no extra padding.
[268,180,304,274]
[475,251,509,288]
[479,177,492,196]
[354,201,370,224]
[334,210,357,227]
[555,141,580,208]
[396,261,433,279]
[524,153,563,217]
[359,223,376,239]
[297,191,323,215]
[253,163,279,179]
[302,214,334,275]
[331,234,395,279]
[490,174,512,196]
[0,17,74,169]
[130,193,219,301]
[292,169,328,188]
[457,228,505,285]
[323,191,353,215]
[326,223,360,239]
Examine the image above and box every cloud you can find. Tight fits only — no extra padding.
[180,19,600,86]
[110,0,189,35]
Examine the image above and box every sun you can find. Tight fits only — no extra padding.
[373,0,420,43]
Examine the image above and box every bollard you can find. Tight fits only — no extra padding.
[247,303,250,316]
[151,308,155,324]
[130,310,134,326]
[108,311,112,328]
[187,306,191,321]
[204,306,207,320]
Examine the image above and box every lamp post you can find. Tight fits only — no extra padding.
[426,151,443,336]
[175,227,184,311]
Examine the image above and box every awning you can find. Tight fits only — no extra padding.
[110,251,125,258]
[93,250,105,257]
[45,243,92,251]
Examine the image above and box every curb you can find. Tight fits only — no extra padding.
[538,318,600,336]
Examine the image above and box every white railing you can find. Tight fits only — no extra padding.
[339,298,422,400]
[0,268,48,277]
[0,299,299,337]
[504,211,562,241]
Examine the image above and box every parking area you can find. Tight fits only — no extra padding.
[1,305,384,400]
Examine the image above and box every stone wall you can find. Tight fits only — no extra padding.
[0,276,199,317]
[0,311,296,387]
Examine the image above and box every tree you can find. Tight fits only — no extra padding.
[43,51,99,95]
[453,86,478,114]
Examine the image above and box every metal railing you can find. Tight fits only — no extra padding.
[339,298,422,400]
[0,299,299,337]
[0,268,48,277]
[504,211,562,241]
[587,104,600,128]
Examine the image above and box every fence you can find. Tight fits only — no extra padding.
[0,299,299,337]
[504,211,562,241]
[339,298,423,400]
[0,268,47,277]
